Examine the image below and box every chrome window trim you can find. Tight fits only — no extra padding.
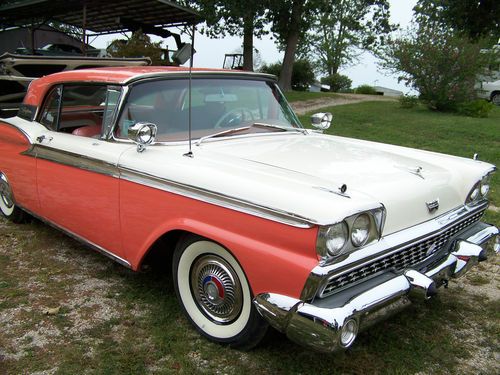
[110,75,304,144]
[301,200,489,300]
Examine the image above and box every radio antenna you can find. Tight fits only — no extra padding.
[184,24,196,158]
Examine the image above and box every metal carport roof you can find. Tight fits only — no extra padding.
[0,0,202,35]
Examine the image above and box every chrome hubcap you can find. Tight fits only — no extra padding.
[0,176,14,209]
[492,94,500,106]
[190,254,243,324]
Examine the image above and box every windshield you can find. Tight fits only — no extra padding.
[116,78,303,142]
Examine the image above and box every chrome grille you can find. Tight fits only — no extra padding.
[321,210,484,297]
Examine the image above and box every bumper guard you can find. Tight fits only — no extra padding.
[253,225,499,353]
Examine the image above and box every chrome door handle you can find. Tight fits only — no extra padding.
[36,135,53,143]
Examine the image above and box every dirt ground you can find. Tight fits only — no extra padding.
[290,93,397,115]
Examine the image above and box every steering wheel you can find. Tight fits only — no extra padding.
[214,108,255,128]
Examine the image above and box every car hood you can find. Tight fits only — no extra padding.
[120,133,494,235]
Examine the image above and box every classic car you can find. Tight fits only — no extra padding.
[0,66,498,352]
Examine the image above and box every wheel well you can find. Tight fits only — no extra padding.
[139,229,188,271]
[491,91,500,99]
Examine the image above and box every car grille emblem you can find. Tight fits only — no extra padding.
[426,243,438,257]
[426,199,439,213]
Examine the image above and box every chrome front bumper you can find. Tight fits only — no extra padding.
[253,224,499,353]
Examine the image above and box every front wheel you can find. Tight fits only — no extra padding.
[0,173,28,223]
[491,92,500,106]
[172,235,267,349]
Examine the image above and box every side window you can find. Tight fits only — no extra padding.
[39,85,62,130]
[59,85,107,137]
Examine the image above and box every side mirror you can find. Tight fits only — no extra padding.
[128,122,157,152]
[311,112,333,131]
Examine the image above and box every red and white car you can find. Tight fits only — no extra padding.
[0,67,498,352]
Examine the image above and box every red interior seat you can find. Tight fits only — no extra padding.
[72,125,102,137]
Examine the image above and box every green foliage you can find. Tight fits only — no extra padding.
[414,0,500,41]
[305,0,396,76]
[457,99,495,118]
[108,30,164,65]
[320,73,352,92]
[184,0,268,70]
[379,25,497,111]
[261,59,316,91]
[354,85,377,95]
[399,94,420,109]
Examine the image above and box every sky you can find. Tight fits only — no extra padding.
[93,0,418,92]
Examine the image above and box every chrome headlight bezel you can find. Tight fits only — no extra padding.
[316,206,386,263]
[466,170,494,206]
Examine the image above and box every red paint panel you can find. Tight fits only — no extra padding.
[120,180,319,298]
[0,123,38,212]
[37,159,123,257]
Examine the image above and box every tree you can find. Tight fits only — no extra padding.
[379,25,496,111]
[185,0,268,71]
[307,0,395,77]
[267,0,318,91]
[321,73,352,92]
[414,0,500,41]
[260,59,316,91]
[108,30,165,65]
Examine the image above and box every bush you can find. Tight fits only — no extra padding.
[457,99,494,117]
[260,59,315,91]
[399,94,419,109]
[320,73,352,92]
[354,85,377,95]
[379,25,497,112]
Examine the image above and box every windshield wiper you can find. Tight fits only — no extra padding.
[196,123,307,146]
[252,122,308,135]
[196,126,252,146]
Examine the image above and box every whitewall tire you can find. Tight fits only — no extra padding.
[173,235,267,349]
[0,172,27,223]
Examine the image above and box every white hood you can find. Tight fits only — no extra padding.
[120,133,495,235]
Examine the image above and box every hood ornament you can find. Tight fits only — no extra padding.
[426,198,439,213]
[395,165,425,179]
[410,166,424,179]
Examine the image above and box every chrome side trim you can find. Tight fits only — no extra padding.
[119,167,315,228]
[301,202,488,300]
[23,144,119,178]
[17,204,131,268]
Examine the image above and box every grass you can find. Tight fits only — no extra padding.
[1,100,499,374]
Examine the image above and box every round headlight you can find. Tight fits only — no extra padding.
[480,175,491,197]
[325,222,348,256]
[467,182,480,204]
[351,214,371,247]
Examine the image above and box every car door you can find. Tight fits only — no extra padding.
[35,84,131,260]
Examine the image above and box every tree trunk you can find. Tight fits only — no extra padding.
[278,1,303,91]
[242,13,254,71]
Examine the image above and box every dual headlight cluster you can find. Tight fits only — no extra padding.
[316,207,386,262]
[466,172,492,205]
